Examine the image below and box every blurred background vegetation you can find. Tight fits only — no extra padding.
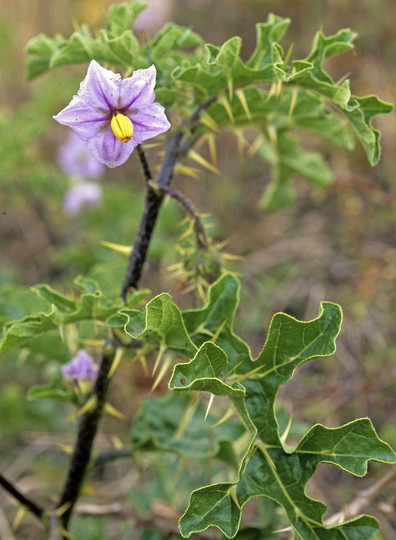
[0,0,395,538]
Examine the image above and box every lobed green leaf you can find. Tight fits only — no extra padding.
[237,422,394,539]
[0,276,142,355]
[168,278,395,537]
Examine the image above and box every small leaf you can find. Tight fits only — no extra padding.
[180,482,244,538]
[25,34,66,79]
[259,175,295,211]
[0,284,47,330]
[107,1,148,36]
[247,15,291,69]
[150,23,203,62]
[33,284,77,311]
[342,95,393,165]
[27,377,76,404]
[49,26,119,69]
[102,30,142,67]
[125,293,197,358]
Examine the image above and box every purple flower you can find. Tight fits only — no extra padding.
[58,132,105,178]
[63,181,102,216]
[133,0,174,31]
[61,350,98,382]
[54,60,171,168]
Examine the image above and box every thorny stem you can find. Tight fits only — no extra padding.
[120,129,183,300]
[136,144,153,183]
[121,96,216,299]
[0,473,44,520]
[151,183,209,249]
[54,99,216,535]
[57,351,114,534]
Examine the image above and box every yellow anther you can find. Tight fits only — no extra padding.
[111,113,133,143]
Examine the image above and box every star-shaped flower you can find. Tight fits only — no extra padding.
[63,181,102,216]
[58,132,105,178]
[54,60,171,168]
[61,350,98,382]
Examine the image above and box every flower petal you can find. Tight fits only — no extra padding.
[63,181,102,216]
[120,65,157,110]
[54,95,108,140]
[131,103,171,145]
[86,128,135,168]
[78,59,121,110]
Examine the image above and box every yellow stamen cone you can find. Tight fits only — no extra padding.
[111,113,133,143]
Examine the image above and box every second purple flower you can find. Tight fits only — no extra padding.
[54,60,171,168]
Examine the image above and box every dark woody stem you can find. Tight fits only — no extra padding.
[57,351,114,533]
[120,182,163,301]
[0,473,44,520]
[48,99,217,535]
